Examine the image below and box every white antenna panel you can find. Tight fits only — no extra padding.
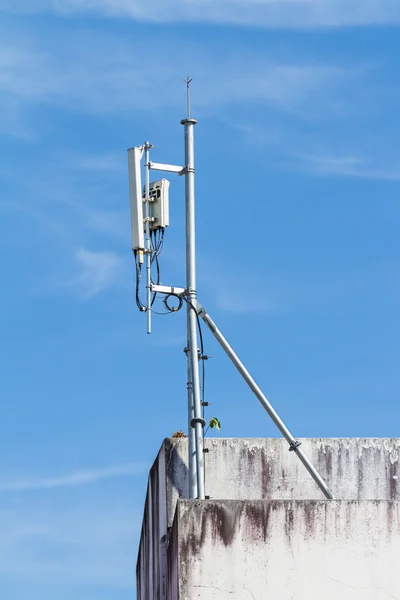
[145,179,170,230]
[127,146,144,251]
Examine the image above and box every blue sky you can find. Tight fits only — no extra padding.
[1,1,400,598]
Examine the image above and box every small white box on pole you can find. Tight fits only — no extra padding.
[146,179,170,230]
[127,146,144,251]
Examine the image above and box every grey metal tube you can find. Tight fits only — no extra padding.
[186,345,197,499]
[198,306,335,500]
[182,116,205,500]
[144,144,152,334]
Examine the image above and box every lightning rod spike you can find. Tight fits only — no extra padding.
[184,76,192,119]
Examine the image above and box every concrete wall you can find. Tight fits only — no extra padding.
[154,437,400,504]
[174,499,400,600]
[137,438,400,599]
[136,439,188,600]
[202,438,400,501]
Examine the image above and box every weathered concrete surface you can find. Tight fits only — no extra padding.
[137,438,400,599]
[174,499,400,600]
[202,438,400,501]
[136,439,188,600]
[160,437,400,503]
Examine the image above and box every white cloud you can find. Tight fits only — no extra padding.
[227,116,400,182]
[0,466,145,589]
[295,153,400,181]
[199,264,280,314]
[0,503,139,588]
[85,209,127,238]
[0,151,130,298]
[0,463,148,492]
[0,33,349,118]
[2,0,400,27]
[69,151,125,172]
[65,247,124,298]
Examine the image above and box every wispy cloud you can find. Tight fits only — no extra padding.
[0,463,147,492]
[199,263,280,315]
[84,209,127,238]
[0,502,140,588]
[64,247,124,298]
[0,146,130,299]
[68,151,125,172]
[228,115,400,182]
[2,0,400,28]
[0,32,350,118]
[295,153,400,181]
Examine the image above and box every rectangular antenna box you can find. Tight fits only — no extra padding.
[127,147,144,251]
[145,179,170,231]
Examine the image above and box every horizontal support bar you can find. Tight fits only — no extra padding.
[151,284,186,295]
[148,161,184,174]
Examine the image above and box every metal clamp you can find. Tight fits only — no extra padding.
[289,441,302,452]
[179,165,195,176]
[190,417,206,428]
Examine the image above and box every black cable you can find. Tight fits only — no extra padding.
[173,295,204,356]
[158,290,209,494]
[134,253,146,312]
[151,253,160,284]
[149,228,165,305]
[201,348,206,420]
[133,228,167,313]
[164,293,206,420]
[151,308,176,316]
[163,294,183,312]
[134,239,208,424]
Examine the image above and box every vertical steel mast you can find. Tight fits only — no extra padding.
[127,82,335,501]
[182,78,205,499]
[144,142,152,334]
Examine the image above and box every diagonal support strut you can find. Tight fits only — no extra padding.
[195,301,335,500]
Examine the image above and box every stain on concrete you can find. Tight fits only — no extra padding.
[389,461,398,500]
[137,438,400,599]
[261,450,271,499]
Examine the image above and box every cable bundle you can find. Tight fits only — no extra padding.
[133,229,207,420]
[133,228,165,311]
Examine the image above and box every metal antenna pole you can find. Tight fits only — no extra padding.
[182,79,205,500]
[185,345,197,498]
[184,76,197,499]
[186,75,192,119]
[144,142,152,334]
[196,303,335,500]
